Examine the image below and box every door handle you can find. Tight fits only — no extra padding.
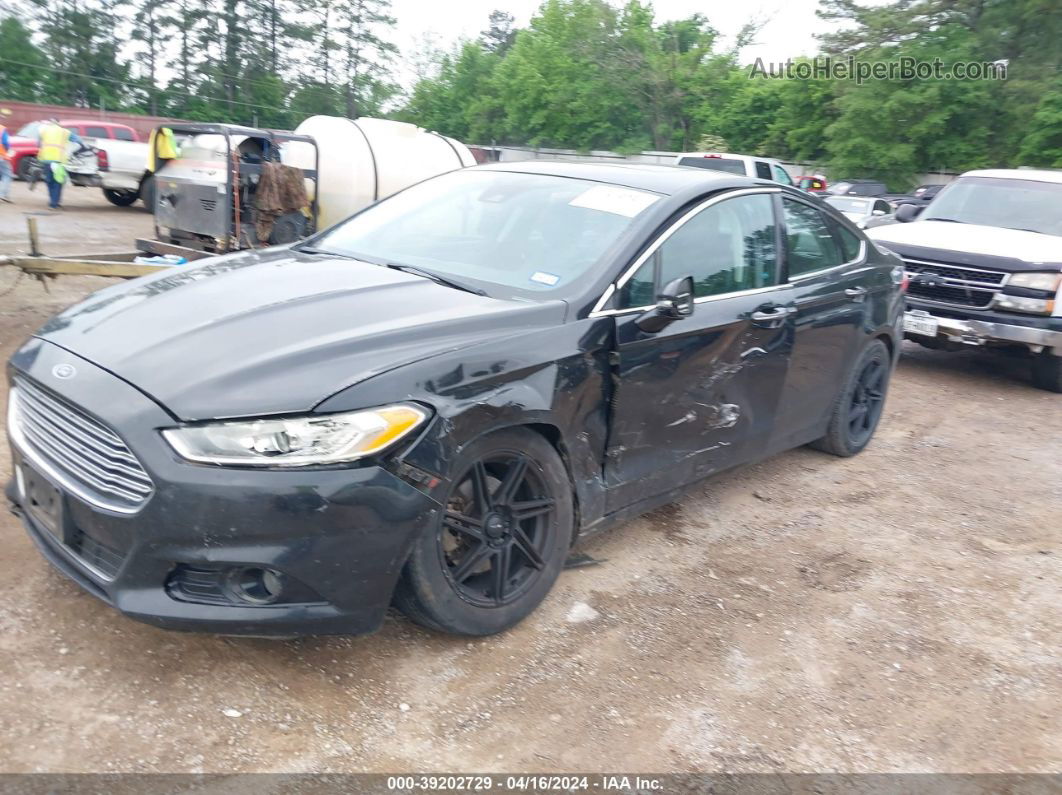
[749,304,796,327]
[845,286,868,299]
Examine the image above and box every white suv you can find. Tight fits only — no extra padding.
[674,152,795,187]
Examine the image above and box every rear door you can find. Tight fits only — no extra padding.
[769,196,873,451]
[601,189,796,511]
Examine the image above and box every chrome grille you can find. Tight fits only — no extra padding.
[903,258,1007,309]
[11,376,153,511]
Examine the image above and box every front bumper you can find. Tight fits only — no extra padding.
[904,305,1062,351]
[7,340,440,636]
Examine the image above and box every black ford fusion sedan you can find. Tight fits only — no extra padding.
[6,162,904,637]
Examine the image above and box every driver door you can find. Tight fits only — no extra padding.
[601,190,795,512]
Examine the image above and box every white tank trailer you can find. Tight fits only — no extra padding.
[283,116,476,230]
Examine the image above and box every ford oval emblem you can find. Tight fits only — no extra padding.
[52,363,77,380]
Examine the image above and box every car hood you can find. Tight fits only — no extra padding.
[34,248,567,420]
[868,221,1062,267]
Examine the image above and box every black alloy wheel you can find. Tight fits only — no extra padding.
[395,428,573,635]
[810,339,891,457]
[440,454,555,608]
[847,357,887,446]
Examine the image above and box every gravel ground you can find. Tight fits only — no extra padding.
[0,183,1059,774]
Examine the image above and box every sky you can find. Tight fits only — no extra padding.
[388,0,832,86]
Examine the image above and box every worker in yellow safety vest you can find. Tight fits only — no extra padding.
[0,108,13,204]
[146,126,179,173]
[37,118,84,210]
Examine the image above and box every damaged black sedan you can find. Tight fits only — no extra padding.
[6,162,904,637]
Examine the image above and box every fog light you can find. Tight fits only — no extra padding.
[226,567,285,605]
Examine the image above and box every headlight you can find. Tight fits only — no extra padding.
[992,294,1053,315]
[162,404,428,466]
[1008,272,1061,291]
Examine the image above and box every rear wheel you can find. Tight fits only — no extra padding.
[809,339,891,457]
[139,175,155,211]
[16,156,36,181]
[103,188,139,207]
[394,428,573,635]
[1031,351,1062,393]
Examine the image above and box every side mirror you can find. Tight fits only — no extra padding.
[895,203,923,223]
[872,208,887,216]
[636,276,694,333]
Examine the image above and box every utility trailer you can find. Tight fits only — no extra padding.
[151,123,320,254]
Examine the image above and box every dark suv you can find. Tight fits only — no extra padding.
[7,162,905,637]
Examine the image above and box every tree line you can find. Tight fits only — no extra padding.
[1,0,1061,189]
[0,0,398,128]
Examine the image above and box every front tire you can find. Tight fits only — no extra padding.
[809,339,892,457]
[395,428,574,635]
[1031,351,1062,393]
[103,189,139,207]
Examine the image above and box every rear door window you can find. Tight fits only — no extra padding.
[755,161,772,180]
[84,125,110,139]
[782,198,844,277]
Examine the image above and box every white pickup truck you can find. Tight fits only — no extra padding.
[86,137,151,207]
[868,168,1062,391]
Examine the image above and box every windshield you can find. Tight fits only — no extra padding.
[922,177,1062,236]
[310,169,659,296]
[677,156,746,175]
[826,197,871,214]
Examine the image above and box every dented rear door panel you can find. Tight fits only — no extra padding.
[604,288,794,512]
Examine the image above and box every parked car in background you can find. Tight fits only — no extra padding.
[674,151,796,187]
[796,174,828,193]
[825,196,896,229]
[892,183,947,208]
[8,120,137,180]
[868,168,1062,391]
[91,136,151,206]
[10,120,149,207]
[7,162,903,637]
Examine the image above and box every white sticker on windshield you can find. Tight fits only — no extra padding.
[568,185,659,218]
[530,271,560,286]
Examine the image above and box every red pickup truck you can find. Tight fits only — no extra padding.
[7,120,139,180]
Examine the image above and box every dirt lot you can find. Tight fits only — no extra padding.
[0,183,1059,774]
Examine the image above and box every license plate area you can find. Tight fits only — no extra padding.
[18,463,66,543]
[904,311,939,337]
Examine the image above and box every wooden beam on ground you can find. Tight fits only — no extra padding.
[4,257,170,279]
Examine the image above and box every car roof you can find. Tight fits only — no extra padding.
[961,168,1062,185]
[475,160,764,195]
[58,119,133,128]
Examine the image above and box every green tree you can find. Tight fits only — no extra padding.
[0,16,47,102]
[1018,81,1062,167]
